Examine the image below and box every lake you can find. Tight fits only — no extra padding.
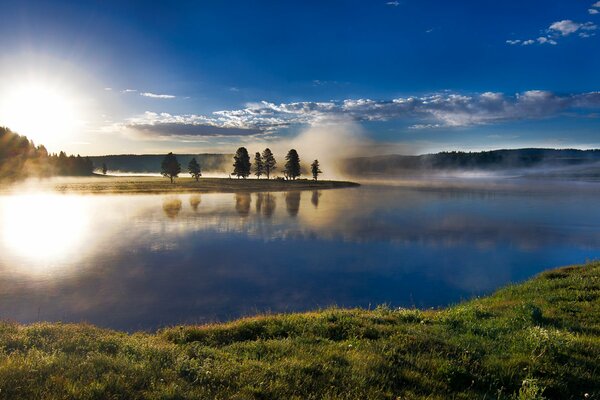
[1,181,599,331]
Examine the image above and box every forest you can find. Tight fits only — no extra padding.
[0,127,94,181]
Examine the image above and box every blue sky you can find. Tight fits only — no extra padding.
[0,0,599,155]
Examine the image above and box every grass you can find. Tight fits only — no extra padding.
[1,262,599,399]
[3,176,359,194]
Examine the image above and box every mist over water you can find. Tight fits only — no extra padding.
[0,181,599,331]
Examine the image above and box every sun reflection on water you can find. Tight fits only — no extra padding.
[0,194,90,267]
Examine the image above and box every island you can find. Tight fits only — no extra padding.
[5,176,360,194]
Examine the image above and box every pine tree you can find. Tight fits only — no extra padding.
[188,157,202,181]
[311,159,322,180]
[253,152,264,179]
[233,147,251,178]
[284,149,301,180]
[262,148,276,179]
[161,152,181,183]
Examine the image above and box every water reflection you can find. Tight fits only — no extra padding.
[311,190,321,208]
[189,195,201,211]
[256,193,276,217]
[0,194,90,268]
[235,193,251,216]
[0,184,599,330]
[162,197,182,219]
[285,191,301,217]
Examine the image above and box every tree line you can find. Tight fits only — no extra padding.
[161,147,322,183]
[0,127,94,180]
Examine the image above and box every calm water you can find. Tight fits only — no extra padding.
[1,182,599,331]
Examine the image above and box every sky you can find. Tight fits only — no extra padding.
[0,0,599,156]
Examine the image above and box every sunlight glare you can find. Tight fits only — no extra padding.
[1,194,90,268]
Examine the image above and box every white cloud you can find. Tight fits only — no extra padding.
[386,1,400,6]
[507,12,598,46]
[117,91,600,138]
[121,89,137,93]
[140,92,176,99]
[593,1,600,7]
[548,20,597,36]
[122,112,264,139]
[537,36,557,45]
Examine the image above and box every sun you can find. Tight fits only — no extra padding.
[0,79,84,147]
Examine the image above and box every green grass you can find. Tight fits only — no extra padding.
[1,262,599,399]
[3,176,359,194]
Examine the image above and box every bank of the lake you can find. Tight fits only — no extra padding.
[0,262,598,399]
[3,176,360,194]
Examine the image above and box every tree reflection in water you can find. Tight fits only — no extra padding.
[189,195,201,211]
[235,193,251,216]
[285,191,301,217]
[162,197,182,219]
[311,190,321,208]
[256,193,276,217]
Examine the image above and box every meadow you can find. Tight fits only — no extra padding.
[0,262,598,399]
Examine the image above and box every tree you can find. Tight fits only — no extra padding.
[311,159,322,180]
[102,163,108,175]
[284,149,301,180]
[161,152,181,183]
[253,152,264,179]
[262,148,276,179]
[188,157,202,181]
[233,147,251,178]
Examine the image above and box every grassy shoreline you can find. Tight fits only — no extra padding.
[2,176,359,194]
[1,262,599,399]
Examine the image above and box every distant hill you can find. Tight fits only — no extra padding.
[342,148,600,176]
[90,154,233,174]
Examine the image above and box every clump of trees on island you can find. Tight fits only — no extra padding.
[0,126,94,181]
[160,147,322,183]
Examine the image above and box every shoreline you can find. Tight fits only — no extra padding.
[1,261,598,398]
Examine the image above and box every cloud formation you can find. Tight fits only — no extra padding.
[120,91,600,138]
[123,112,264,139]
[507,9,598,46]
[549,20,597,37]
[140,92,176,99]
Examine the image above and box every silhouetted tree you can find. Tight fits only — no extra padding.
[233,147,251,178]
[253,152,264,179]
[188,157,202,181]
[311,159,322,180]
[262,148,276,179]
[161,152,181,183]
[0,127,95,180]
[57,151,68,175]
[102,163,108,175]
[284,149,301,180]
